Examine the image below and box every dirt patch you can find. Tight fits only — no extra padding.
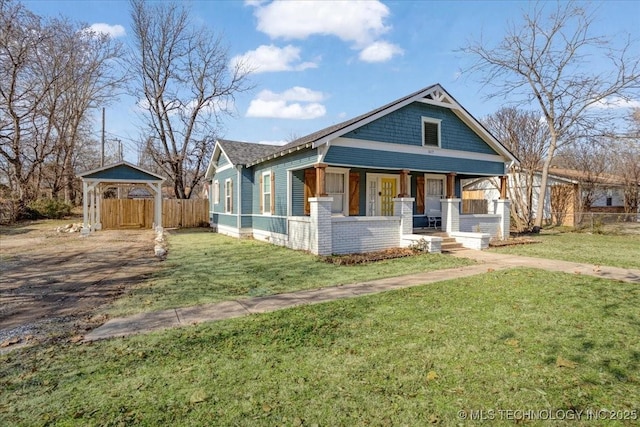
[489,237,542,247]
[0,221,163,351]
[322,248,417,266]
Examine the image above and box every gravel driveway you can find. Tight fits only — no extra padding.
[0,222,163,350]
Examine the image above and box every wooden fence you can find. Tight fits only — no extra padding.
[462,198,488,214]
[101,199,209,229]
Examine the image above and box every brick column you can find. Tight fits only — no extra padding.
[494,199,510,240]
[441,198,461,233]
[309,197,333,255]
[393,197,415,236]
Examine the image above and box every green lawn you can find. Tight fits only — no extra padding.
[107,230,474,316]
[491,232,640,269]
[2,268,638,426]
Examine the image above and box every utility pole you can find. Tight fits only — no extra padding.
[101,107,105,167]
[116,139,123,162]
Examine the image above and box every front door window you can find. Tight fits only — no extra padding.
[380,178,396,216]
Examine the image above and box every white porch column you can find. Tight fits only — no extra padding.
[393,197,415,236]
[151,182,163,232]
[81,181,90,235]
[494,199,510,240]
[309,197,333,256]
[94,184,102,230]
[441,198,461,233]
[89,184,96,231]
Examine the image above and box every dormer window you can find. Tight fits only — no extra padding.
[422,117,441,148]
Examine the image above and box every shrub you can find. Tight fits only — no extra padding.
[26,198,73,219]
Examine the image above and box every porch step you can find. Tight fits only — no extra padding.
[432,233,464,252]
[441,237,464,252]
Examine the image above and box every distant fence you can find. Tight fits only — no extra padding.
[101,199,209,229]
[462,199,488,214]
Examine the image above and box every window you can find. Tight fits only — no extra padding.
[606,197,612,206]
[224,179,233,213]
[326,171,346,214]
[213,180,220,204]
[422,117,441,147]
[261,171,272,214]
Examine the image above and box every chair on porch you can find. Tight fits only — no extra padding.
[427,209,442,229]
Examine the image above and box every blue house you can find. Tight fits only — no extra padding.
[206,84,517,255]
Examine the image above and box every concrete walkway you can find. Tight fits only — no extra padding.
[84,250,640,342]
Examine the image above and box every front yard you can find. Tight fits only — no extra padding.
[2,268,638,425]
[491,231,640,269]
[106,230,474,317]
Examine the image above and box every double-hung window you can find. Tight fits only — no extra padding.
[326,171,347,214]
[224,179,233,213]
[213,180,220,205]
[261,171,272,214]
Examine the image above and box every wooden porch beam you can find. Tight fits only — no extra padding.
[399,170,410,197]
[446,172,457,199]
[499,175,508,200]
[314,163,328,196]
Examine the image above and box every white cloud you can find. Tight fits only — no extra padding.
[250,0,402,62]
[590,96,640,110]
[88,23,126,38]
[246,87,327,119]
[231,44,317,73]
[253,1,390,45]
[359,41,403,63]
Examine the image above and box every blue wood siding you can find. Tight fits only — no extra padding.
[217,152,229,167]
[344,102,497,155]
[251,149,317,221]
[325,146,504,175]
[252,216,287,235]
[215,213,237,227]
[291,169,305,216]
[241,168,253,215]
[211,167,237,215]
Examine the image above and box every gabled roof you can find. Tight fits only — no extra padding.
[77,162,165,182]
[217,139,278,165]
[247,83,519,166]
[544,168,631,186]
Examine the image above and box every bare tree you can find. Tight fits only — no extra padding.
[0,0,125,207]
[612,109,640,215]
[0,0,55,203]
[129,0,251,199]
[556,140,609,210]
[41,18,126,202]
[461,1,640,231]
[483,107,548,231]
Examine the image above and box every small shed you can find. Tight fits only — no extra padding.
[77,162,166,233]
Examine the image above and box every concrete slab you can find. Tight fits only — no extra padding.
[177,300,249,324]
[238,293,307,314]
[84,309,180,341]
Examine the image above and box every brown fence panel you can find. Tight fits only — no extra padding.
[462,199,488,214]
[102,199,208,229]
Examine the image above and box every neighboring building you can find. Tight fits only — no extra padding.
[463,167,637,227]
[205,84,518,254]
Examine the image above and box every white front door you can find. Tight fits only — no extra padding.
[366,174,400,216]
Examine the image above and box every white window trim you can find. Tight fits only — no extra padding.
[213,179,220,204]
[326,167,350,216]
[224,178,232,214]
[421,117,442,148]
[261,171,272,215]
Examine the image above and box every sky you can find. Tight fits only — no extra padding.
[23,0,640,163]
